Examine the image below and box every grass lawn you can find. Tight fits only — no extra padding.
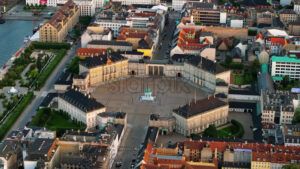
[232,73,244,85]
[30,108,85,135]
[217,120,244,138]
[217,125,234,138]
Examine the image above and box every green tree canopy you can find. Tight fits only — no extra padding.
[203,124,218,137]
[283,163,300,169]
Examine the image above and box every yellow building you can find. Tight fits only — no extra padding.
[78,52,128,86]
[39,0,80,42]
[117,28,149,50]
[251,161,271,169]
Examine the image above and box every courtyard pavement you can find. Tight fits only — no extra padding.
[91,77,209,169]
[228,111,254,140]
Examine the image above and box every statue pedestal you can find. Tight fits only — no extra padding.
[140,88,155,101]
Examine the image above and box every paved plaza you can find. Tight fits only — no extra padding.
[91,77,210,169]
[228,111,254,140]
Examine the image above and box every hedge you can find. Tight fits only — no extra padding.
[35,49,67,89]
[31,42,71,50]
[0,91,34,140]
[231,119,244,138]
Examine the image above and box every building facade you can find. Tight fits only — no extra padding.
[271,56,300,80]
[81,26,113,47]
[39,0,80,42]
[87,40,133,52]
[58,89,106,128]
[78,52,129,86]
[261,90,294,125]
[279,9,298,25]
[26,0,96,16]
[172,96,228,136]
[74,0,95,16]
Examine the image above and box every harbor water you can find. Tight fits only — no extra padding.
[0,20,35,67]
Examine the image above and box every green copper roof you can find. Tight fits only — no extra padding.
[271,56,300,63]
[272,76,283,81]
[261,64,268,73]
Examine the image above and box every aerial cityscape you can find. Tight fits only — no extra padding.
[0,0,300,168]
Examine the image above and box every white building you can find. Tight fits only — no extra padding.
[81,26,113,47]
[261,90,294,125]
[97,112,127,128]
[94,20,128,37]
[58,89,106,128]
[113,0,160,5]
[95,0,103,8]
[120,51,144,61]
[294,0,300,13]
[172,0,186,11]
[230,19,243,28]
[26,0,39,5]
[74,0,96,16]
[172,96,228,136]
[26,0,96,16]
[271,56,300,80]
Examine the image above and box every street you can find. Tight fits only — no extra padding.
[6,42,80,136]
[152,11,181,60]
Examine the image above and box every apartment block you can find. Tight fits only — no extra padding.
[142,140,300,169]
[81,25,113,47]
[279,9,298,25]
[261,90,294,125]
[271,55,300,80]
[39,0,80,42]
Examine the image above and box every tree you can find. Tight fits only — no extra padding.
[195,21,203,25]
[106,47,114,53]
[225,56,233,65]
[281,75,290,89]
[36,55,43,72]
[29,70,39,80]
[293,108,300,123]
[79,16,92,27]
[283,164,300,169]
[67,57,80,75]
[203,125,218,137]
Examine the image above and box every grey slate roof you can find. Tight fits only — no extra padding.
[172,54,216,74]
[88,40,133,46]
[173,97,227,118]
[81,52,127,68]
[59,89,105,113]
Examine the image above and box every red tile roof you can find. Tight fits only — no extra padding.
[134,12,157,17]
[210,142,227,152]
[256,33,263,40]
[177,28,208,51]
[270,38,287,47]
[117,28,150,40]
[76,48,106,56]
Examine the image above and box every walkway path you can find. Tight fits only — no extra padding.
[6,42,80,136]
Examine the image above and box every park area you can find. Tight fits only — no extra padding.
[217,120,244,138]
[29,108,86,136]
[192,119,245,139]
